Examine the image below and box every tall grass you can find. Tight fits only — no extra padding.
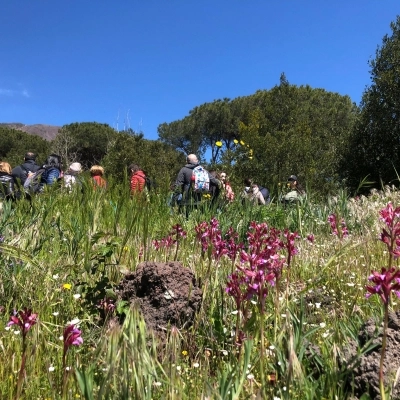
[1,181,400,398]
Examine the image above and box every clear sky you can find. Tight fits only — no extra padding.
[1,1,399,140]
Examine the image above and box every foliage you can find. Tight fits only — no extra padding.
[158,75,357,196]
[0,126,50,167]
[343,16,400,192]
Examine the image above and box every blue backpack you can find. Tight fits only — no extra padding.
[259,186,271,204]
[192,166,210,193]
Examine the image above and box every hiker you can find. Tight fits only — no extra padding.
[41,154,62,185]
[174,154,220,216]
[209,170,221,208]
[0,162,16,201]
[128,164,146,195]
[11,152,41,186]
[283,175,305,203]
[219,172,235,202]
[90,165,107,189]
[63,162,83,191]
[242,178,266,205]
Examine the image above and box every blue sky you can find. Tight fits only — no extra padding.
[1,1,399,141]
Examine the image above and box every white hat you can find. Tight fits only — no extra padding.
[69,162,82,173]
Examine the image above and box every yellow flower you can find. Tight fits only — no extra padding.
[215,141,223,147]
[249,149,253,155]
[123,246,129,252]
[63,283,72,290]
[233,139,239,144]
[240,140,245,146]
[249,157,253,160]
[182,350,188,356]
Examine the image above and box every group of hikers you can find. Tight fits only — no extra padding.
[0,151,305,213]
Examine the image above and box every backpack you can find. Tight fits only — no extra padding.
[192,165,210,193]
[259,186,271,204]
[144,176,156,192]
[23,168,46,194]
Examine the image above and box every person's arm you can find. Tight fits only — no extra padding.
[258,191,266,205]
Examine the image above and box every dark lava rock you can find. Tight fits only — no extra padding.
[116,261,202,334]
[341,310,400,400]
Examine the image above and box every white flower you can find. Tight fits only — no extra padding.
[319,322,326,328]
[176,365,181,371]
[65,366,71,371]
[48,365,55,372]
[231,310,238,315]
[315,303,321,309]
[247,373,254,380]
[5,326,10,331]
[154,381,162,387]
[73,294,81,299]
[269,345,275,350]
[193,362,199,368]
[52,312,59,316]
[221,350,228,356]
[14,330,20,335]
[68,318,80,325]
[322,331,330,338]
[52,274,59,280]
[346,283,355,287]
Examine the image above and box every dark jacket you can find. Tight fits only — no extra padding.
[174,163,220,205]
[12,160,41,186]
[0,172,16,200]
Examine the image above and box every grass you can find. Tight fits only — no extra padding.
[0,181,400,399]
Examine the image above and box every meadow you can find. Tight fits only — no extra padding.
[0,179,399,400]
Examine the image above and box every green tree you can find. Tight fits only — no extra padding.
[51,122,117,168]
[343,16,400,191]
[0,127,50,167]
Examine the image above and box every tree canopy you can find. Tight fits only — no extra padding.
[343,15,400,191]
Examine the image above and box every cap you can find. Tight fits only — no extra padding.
[69,162,82,173]
[288,175,297,181]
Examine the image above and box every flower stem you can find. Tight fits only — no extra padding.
[14,337,26,400]
[379,303,389,400]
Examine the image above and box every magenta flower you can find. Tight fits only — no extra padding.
[63,324,83,350]
[307,234,315,243]
[366,267,400,304]
[7,308,38,336]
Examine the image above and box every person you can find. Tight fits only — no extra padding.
[0,162,16,201]
[41,154,62,185]
[90,165,107,188]
[174,154,220,216]
[11,152,41,186]
[208,170,221,208]
[241,178,265,205]
[219,172,235,202]
[128,164,146,195]
[283,175,306,203]
[63,162,83,191]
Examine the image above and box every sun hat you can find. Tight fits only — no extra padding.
[288,175,298,181]
[69,162,82,173]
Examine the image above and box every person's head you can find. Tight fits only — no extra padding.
[24,152,36,162]
[243,178,253,193]
[187,154,199,165]
[128,164,141,175]
[46,154,62,170]
[288,175,298,189]
[0,162,12,174]
[90,165,104,176]
[68,162,82,174]
[219,172,227,182]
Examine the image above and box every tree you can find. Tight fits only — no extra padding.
[343,16,400,191]
[0,127,50,167]
[51,122,118,168]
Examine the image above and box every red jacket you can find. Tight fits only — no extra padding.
[130,171,146,193]
[92,175,107,188]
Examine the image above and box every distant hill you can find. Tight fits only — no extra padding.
[0,123,60,141]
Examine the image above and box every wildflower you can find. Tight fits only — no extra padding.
[48,365,55,372]
[182,350,188,356]
[240,140,245,145]
[233,139,239,144]
[247,373,254,380]
[63,283,72,290]
[64,324,83,349]
[52,274,59,280]
[73,294,81,300]
[215,141,223,147]
[193,362,200,368]
[319,322,326,328]
[306,234,315,243]
[366,267,400,304]
[7,308,38,337]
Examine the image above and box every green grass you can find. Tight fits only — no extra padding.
[1,182,400,399]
